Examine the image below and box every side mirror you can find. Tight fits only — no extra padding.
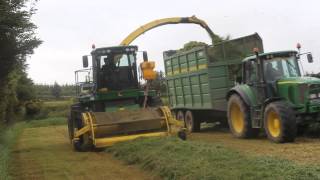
[82,56,88,68]
[143,51,148,62]
[307,53,313,63]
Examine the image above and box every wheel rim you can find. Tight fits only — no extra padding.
[267,110,281,138]
[230,102,244,133]
[185,114,192,132]
[177,111,184,121]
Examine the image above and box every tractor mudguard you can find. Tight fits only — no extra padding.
[227,86,253,107]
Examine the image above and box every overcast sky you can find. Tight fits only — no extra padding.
[27,0,320,84]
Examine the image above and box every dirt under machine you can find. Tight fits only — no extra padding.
[67,16,220,150]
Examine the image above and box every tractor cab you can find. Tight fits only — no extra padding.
[243,51,303,98]
[241,50,320,113]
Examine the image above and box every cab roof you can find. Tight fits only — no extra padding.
[91,45,138,55]
[242,50,297,62]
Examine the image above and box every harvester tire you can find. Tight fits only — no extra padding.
[68,105,93,151]
[71,117,93,152]
[264,101,296,143]
[227,94,259,138]
[148,96,163,107]
[185,110,200,132]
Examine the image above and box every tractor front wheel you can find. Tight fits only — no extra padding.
[264,101,296,143]
[227,94,259,138]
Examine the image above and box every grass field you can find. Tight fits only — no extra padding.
[0,123,25,179]
[108,137,320,180]
[8,121,156,180]
[0,117,66,179]
[4,99,320,179]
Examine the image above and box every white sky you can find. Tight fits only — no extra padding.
[27,0,320,84]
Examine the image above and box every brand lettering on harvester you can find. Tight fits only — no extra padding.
[167,64,207,76]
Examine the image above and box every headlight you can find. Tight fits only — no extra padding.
[310,93,317,99]
[125,48,130,52]
[130,48,135,51]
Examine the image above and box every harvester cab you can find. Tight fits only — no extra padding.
[81,46,139,95]
[68,45,185,151]
[227,46,320,143]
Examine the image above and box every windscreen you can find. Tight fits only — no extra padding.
[263,56,301,82]
[96,53,138,90]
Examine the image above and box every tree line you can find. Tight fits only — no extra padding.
[0,0,41,123]
[34,83,76,99]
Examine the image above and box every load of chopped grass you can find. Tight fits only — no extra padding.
[108,137,320,180]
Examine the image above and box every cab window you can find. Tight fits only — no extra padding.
[245,60,257,84]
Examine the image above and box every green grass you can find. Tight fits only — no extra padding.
[0,117,66,179]
[29,100,73,120]
[108,137,320,180]
[43,100,72,118]
[0,123,25,180]
[26,117,67,128]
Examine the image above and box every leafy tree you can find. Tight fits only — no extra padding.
[0,0,41,122]
[34,84,76,99]
[51,82,62,99]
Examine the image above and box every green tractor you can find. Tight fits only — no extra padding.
[68,45,184,151]
[227,47,320,143]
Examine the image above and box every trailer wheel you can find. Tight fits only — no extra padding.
[176,110,185,121]
[185,111,200,132]
[264,101,296,143]
[227,94,259,138]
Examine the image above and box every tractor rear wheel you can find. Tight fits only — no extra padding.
[227,94,259,138]
[185,110,200,132]
[264,101,296,143]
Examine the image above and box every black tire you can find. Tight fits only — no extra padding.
[227,94,259,138]
[176,110,185,122]
[68,104,93,151]
[71,116,93,152]
[296,124,308,136]
[264,101,296,143]
[148,96,163,107]
[185,110,201,132]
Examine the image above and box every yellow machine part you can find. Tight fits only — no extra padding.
[140,61,157,80]
[120,16,216,46]
[72,106,184,148]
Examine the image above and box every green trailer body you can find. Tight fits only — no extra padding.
[163,33,263,122]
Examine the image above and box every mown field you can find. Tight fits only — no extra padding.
[2,100,320,180]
